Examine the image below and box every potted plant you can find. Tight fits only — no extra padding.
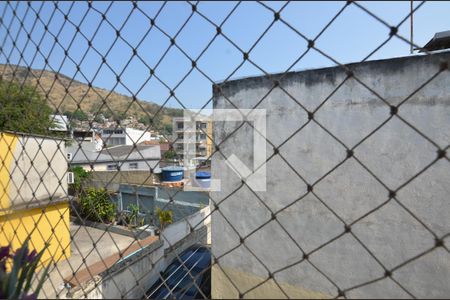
[0,239,50,300]
[156,208,173,230]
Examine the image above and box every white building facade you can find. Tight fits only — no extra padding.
[66,143,161,172]
[102,127,151,146]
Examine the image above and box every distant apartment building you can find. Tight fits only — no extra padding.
[101,127,151,146]
[172,117,213,159]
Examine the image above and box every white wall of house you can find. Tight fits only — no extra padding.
[74,160,160,172]
[102,128,151,145]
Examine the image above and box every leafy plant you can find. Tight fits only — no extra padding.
[70,109,88,121]
[0,239,50,300]
[69,166,91,195]
[79,188,116,223]
[127,204,139,228]
[163,149,177,160]
[156,208,173,230]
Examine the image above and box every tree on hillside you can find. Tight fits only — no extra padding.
[71,109,88,121]
[0,80,55,135]
[112,111,127,122]
[63,109,88,121]
[138,113,163,130]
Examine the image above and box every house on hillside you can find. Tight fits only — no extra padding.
[50,114,95,142]
[67,142,161,172]
[50,114,70,133]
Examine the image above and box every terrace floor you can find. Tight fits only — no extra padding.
[38,222,137,299]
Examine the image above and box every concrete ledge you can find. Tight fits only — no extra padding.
[1,196,72,215]
[64,235,161,288]
[71,216,154,240]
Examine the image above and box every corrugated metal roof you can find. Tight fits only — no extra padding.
[102,145,157,157]
[67,143,161,164]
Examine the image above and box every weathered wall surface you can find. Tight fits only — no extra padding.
[87,170,160,191]
[211,52,450,298]
[1,132,68,209]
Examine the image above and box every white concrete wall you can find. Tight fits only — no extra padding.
[125,128,151,145]
[76,160,160,172]
[211,52,450,298]
[102,128,151,146]
[161,206,211,247]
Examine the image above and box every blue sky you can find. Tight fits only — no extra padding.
[0,1,449,110]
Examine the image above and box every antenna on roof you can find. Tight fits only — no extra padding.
[410,0,414,54]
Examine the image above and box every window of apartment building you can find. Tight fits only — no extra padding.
[176,144,184,151]
[196,122,207,130]
[108,137,126,145]
[177,122,184,129]
[103,130,112,134]
[129,162,138,169]
[107,164,118,171]
[177,133,184,139]
[114,130,123,134]
[198,133,206,140]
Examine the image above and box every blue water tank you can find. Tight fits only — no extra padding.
[195,172,211,179]
[195,171,211,188]
[161,166,184,182]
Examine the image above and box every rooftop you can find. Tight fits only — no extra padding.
[67,142,161,164]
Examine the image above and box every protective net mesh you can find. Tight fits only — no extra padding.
[0,1,449,299]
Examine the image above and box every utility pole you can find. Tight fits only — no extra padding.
[410,0,414,54]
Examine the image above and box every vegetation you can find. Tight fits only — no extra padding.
[0,238,49,300]
[117,204,146,228]
[163,149,178,160]
[93,114,103,123]
[156,208,173,230]
[127,204,140,228]
[102,110,112,119]
[69,166,91,196]
[112,112,127,122]
[64,109,88,121]
[0,80,55,135]
[0,64,183,130]
[79,188,116,223]
[163,123,173,136]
